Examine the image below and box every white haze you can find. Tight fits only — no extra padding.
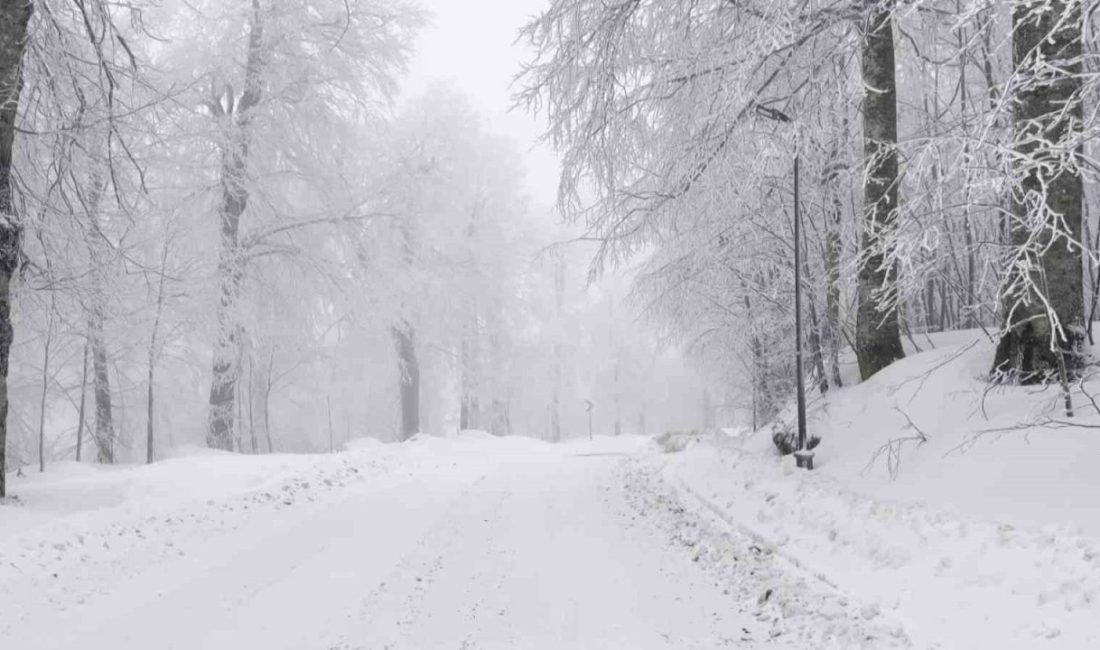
[1,0,712,466]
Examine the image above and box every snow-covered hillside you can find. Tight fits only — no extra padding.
[656,329,1100,648]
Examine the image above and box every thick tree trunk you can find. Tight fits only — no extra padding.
[807,289,829,395]
[489,398,510,437]
[459,318,480,430]
[208,0,265,450]
[89,316,115,464]
[393,321,419,440]
[80,173,115,464]
[207,250,243,450]
[993,0,1084,381]
[855,0,905,380]
[0,0,31,498]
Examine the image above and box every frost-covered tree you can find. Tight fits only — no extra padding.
[0,0,32,497]
[139,0,423,450]
[993,0,1085,382]
[856,0,905,379]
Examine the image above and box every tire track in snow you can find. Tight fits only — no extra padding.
[329,471,518,649]
[619,455,912,648]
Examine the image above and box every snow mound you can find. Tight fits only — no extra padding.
[659,329,1100,648]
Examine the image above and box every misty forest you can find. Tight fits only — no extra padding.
[1,1,1099,649]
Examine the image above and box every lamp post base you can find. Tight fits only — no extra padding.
[794,449,815,470]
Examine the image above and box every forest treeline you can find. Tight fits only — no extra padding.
[1,1,1093,496]
[0,0,712,498]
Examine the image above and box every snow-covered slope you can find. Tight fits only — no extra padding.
[804,330,1099,534]
[657,330,1100,648]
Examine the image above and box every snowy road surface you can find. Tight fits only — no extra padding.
[0,437,795,650]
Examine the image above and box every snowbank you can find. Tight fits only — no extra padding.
[656,329,1100,648]
[760,329,1100,535]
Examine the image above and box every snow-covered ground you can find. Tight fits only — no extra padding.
[2,433,801,650]
[3,334,1099,650]
[654,329,1100,649]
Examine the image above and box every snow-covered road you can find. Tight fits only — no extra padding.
[2,438,777,650]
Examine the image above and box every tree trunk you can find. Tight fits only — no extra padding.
[208,0,265,450]
[956,14,980,330]
[459,318,480,431]
[393,321,419,440]
[76,340,88,462]
[145,352,155,463]
[0,0,31,498]
[38,318,51,473]
[823,166,844,389]
[146,242,169,464]
[247,347,257,454]
[89,316,115,464]
[326,394,334,453]
[993,0,1084,381]
[807,287,829,395]
[855,0,905,380]
[263,346,275,453]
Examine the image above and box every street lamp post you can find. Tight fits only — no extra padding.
[755,105,813,470]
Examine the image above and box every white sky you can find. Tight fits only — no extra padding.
[400,0,561,208]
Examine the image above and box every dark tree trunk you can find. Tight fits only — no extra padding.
[393,321,419,440]
[855,0,905,380]
[89,316,115,464]
[208,0,265,450]
[0,0,31,498]
[993,0,1084,381]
